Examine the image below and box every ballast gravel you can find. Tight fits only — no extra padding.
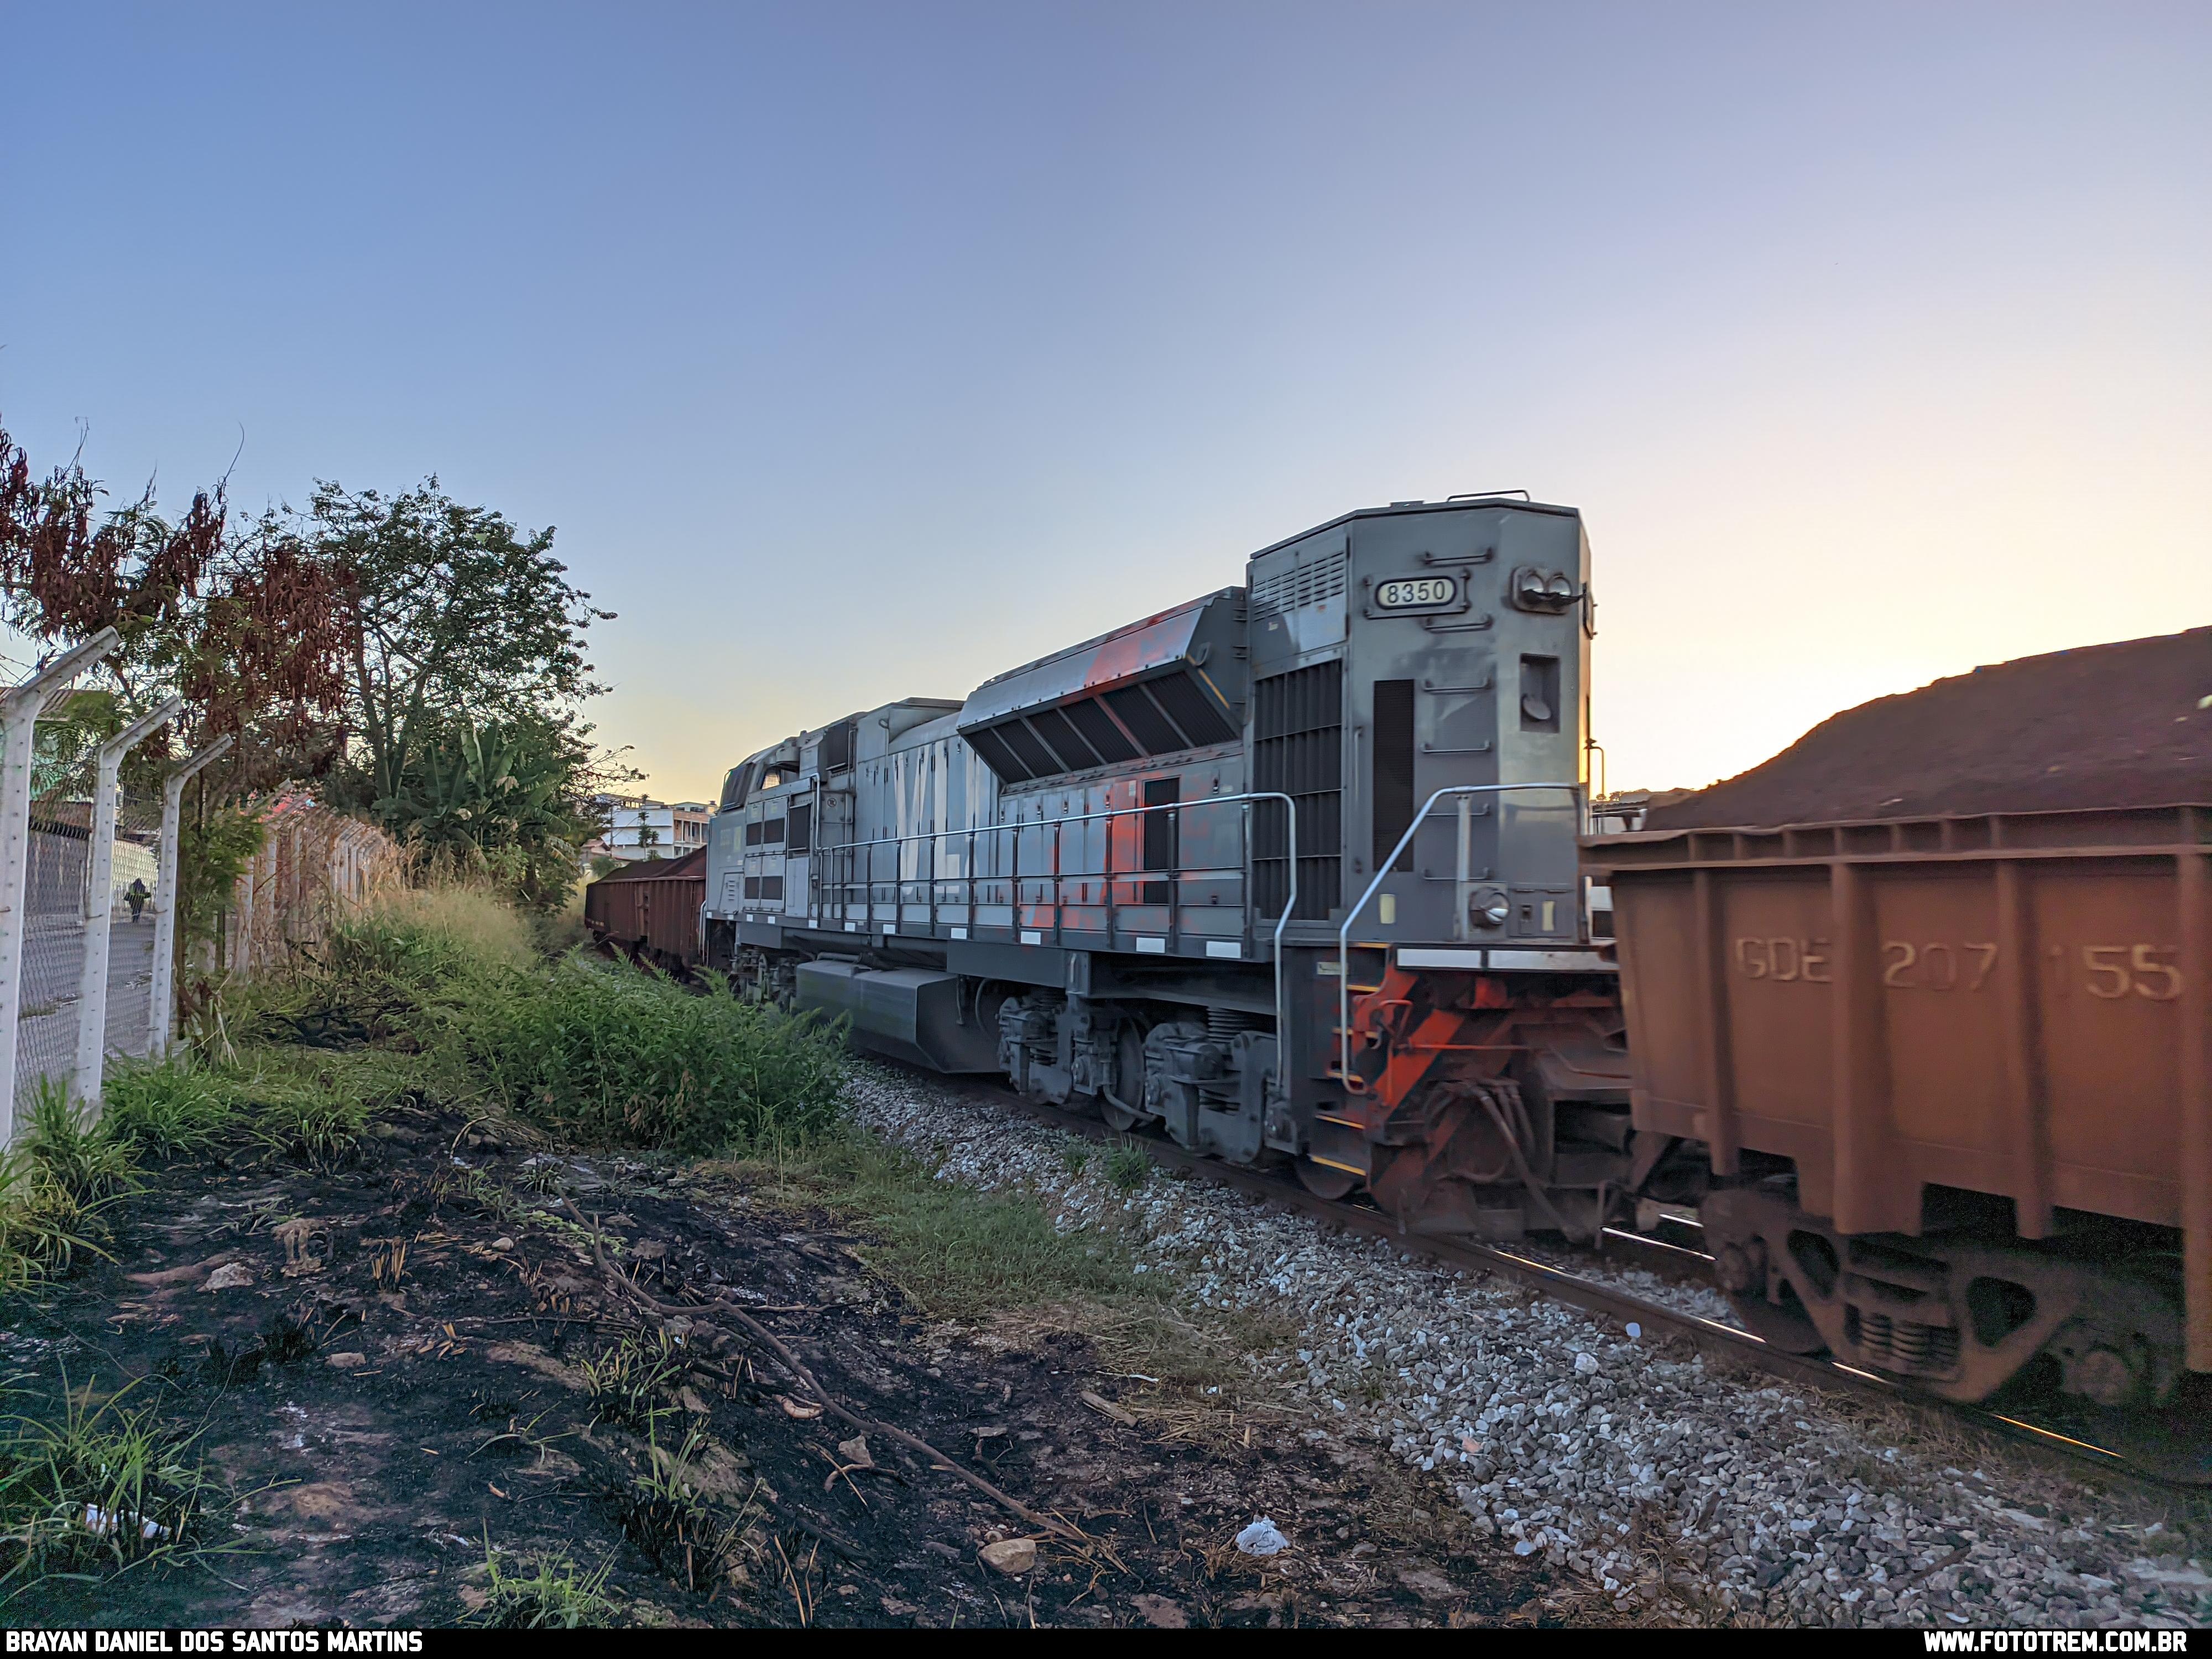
[845,1064,2211,1629]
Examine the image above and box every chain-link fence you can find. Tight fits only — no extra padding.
[15,763,165,1112]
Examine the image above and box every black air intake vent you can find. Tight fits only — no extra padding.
[964,724,1033,783]
[1252,659,1343,920]
[1063,697,1138,764]
[1102,685,1184,757]
[1146,671,1238,747]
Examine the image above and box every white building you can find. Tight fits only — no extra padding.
[591,795,712,863]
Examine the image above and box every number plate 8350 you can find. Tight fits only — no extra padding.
[1374,576,1457,609]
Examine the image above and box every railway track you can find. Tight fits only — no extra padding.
[933,1074,2189,1490]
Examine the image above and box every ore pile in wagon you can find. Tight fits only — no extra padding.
[1648,625,2212,830]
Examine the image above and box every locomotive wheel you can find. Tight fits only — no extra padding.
[1294,1157,1360,1201]
[1724,1287,1829,1355]
[1102,1024,1147,1131]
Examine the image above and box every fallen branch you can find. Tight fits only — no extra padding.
[560,1197,1081,1545]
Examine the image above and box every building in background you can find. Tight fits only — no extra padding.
[587,795,711,863]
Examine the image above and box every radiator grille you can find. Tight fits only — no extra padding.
[1252,659,1343,921]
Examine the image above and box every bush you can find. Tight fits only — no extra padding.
[440,959,846,1154]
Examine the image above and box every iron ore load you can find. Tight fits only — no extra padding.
[1584,628,2212,1472]
[696,497,1636,1239]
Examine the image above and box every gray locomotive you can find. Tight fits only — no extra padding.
[705,496,1644,1238]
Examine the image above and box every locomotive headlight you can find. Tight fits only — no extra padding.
[1510,566,1579,614]
[1469,886,1510,930]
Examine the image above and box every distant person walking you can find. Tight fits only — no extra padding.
[126,877,149,922]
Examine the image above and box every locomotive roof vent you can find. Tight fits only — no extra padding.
[957,589,1248,788]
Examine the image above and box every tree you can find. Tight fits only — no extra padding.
[374,711,612,909]
[304,480,610,811]
[0,415,354,795]
[2,424,628,917]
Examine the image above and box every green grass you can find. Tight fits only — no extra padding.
[713,1131,1276,1386]
[472,1546,617,1629]
[439,957,847,1155]
[22,1085,139,1206]
[613,1427,757,1593]
[0,1085,144,1288]
[0,1376,212,1595]
[100,1060,230,1159]
[1104,1139,1153,1193]
[101,1047,420,1175]
[578,1331,685,1435]
[0,1150,103,1291]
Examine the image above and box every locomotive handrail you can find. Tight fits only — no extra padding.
[1337,782,1585,1090]
[786,791,1298,1046]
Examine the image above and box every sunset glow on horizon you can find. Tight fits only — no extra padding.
[3,2,2204,802]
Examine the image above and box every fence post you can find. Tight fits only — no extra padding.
[70,698,183,1111]
[0,632,122,1146]
[149,734,234,1062]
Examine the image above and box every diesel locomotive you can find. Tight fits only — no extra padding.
[702,495,1660,1240]
[682,499,2208,1455]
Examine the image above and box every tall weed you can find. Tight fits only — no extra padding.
[239,882,534,1047]
[441,959,846,1154]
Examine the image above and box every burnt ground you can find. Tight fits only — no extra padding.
[2,1099,1584,1629]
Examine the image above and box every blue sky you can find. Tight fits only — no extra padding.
[3,2,2206,801]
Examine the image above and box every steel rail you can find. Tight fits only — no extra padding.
[937,1077,2184,1489]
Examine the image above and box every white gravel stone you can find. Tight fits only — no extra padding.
[844,1062,2212,1629]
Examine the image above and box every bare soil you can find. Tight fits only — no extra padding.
[3,1099,1574,1629]
[1648,626,2212,830]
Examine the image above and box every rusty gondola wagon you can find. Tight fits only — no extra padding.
[584,847,707,974]
[1585,628,2212,1474]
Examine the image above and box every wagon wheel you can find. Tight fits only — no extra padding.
[1102,1023,1147,1132]
[1294,1157,1360,1201]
